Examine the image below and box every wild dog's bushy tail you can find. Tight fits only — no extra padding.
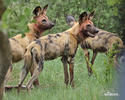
[108,36,124,50]
[117,38,124,49]
[66,15,76,27]
[112,37,124,50]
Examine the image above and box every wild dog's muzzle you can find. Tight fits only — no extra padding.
[86,27,99,37]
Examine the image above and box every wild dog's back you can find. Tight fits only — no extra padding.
[81,29,124,52]
[25,32,70,60]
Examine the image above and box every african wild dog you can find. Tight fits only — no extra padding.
[17,11,98,92]
[10,4,54,63]
[5,5,54,86]
[66,15,124,76]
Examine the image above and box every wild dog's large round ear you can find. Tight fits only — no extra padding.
[66,15,76,27]
[88,11,95,20]
[42,4,48,15]
[33,6,42,16]
[79,12,87,24]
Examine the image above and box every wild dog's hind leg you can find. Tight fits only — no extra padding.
[61,56,69,86]
[4,62,13,84]
[17,63,30,93]
[26,56,44,91]
[68,57,75,87]
[4,62,13,92]
[30,67,39,87]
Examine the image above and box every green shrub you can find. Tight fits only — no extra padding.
[2,0,122,38]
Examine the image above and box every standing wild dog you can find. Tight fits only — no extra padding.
[5,5,54,86]
[17,11,99,92]
[66,15,124,76]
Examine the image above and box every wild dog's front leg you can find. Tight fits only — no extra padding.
[68,57,75,87]
[26,56,44,91]
[61,56,69,86]
[83,49,92,76]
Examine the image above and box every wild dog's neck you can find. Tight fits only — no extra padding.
[67,22,83,43]
[34,23,45,36]
[69,23,79,35]
[26,23,44,39]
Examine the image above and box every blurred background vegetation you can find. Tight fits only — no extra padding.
[2,0,124,44]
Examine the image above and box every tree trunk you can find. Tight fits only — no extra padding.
[0,0,12,100]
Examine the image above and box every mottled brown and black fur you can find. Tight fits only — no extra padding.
[81,29,124,75]
[66,15,124,76]
[17,11,98,92]
[10,4,54,63]
[5,5,54,86]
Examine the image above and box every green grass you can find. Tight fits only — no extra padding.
[3,47,118,100]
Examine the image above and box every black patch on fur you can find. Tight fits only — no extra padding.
[54,35,57,38]
[48,35,51,39]
[56,34,61,37]
[10,38,18,42]
[96,47,107,52]
[30,47,39,64]
[35,55,39,64]
[61,56,68,63]
[31,47,39,64]
[44,52,49,58]
[45,42,48,50]
[98,32,106,38]
[54,34,61,38]
[98,32,105,36]
[47,35,53,43]
[45,52,57,60]
[49,39,53,43]
[71,45,78,58]
[51,53,57,59]
[38,56,44,71]
[64,43,70,55]
[30,47,34,57]
[35,39,42,50]
[104,34,117,45]
[107,34,116,40]
[65,44,70,50]
[48,35,52,38]
[81,41,91,49]
[24,48,27,54]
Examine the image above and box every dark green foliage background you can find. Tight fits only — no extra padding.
[2,0,122,38]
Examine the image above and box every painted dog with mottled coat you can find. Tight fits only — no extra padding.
[66,15,124,76]
[17,11,98,92]
[5,5,54,86]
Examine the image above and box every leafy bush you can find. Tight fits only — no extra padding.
[2,0,122,38]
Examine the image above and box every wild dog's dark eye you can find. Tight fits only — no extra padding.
[87,24,91,27]
[42,19,46,22]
